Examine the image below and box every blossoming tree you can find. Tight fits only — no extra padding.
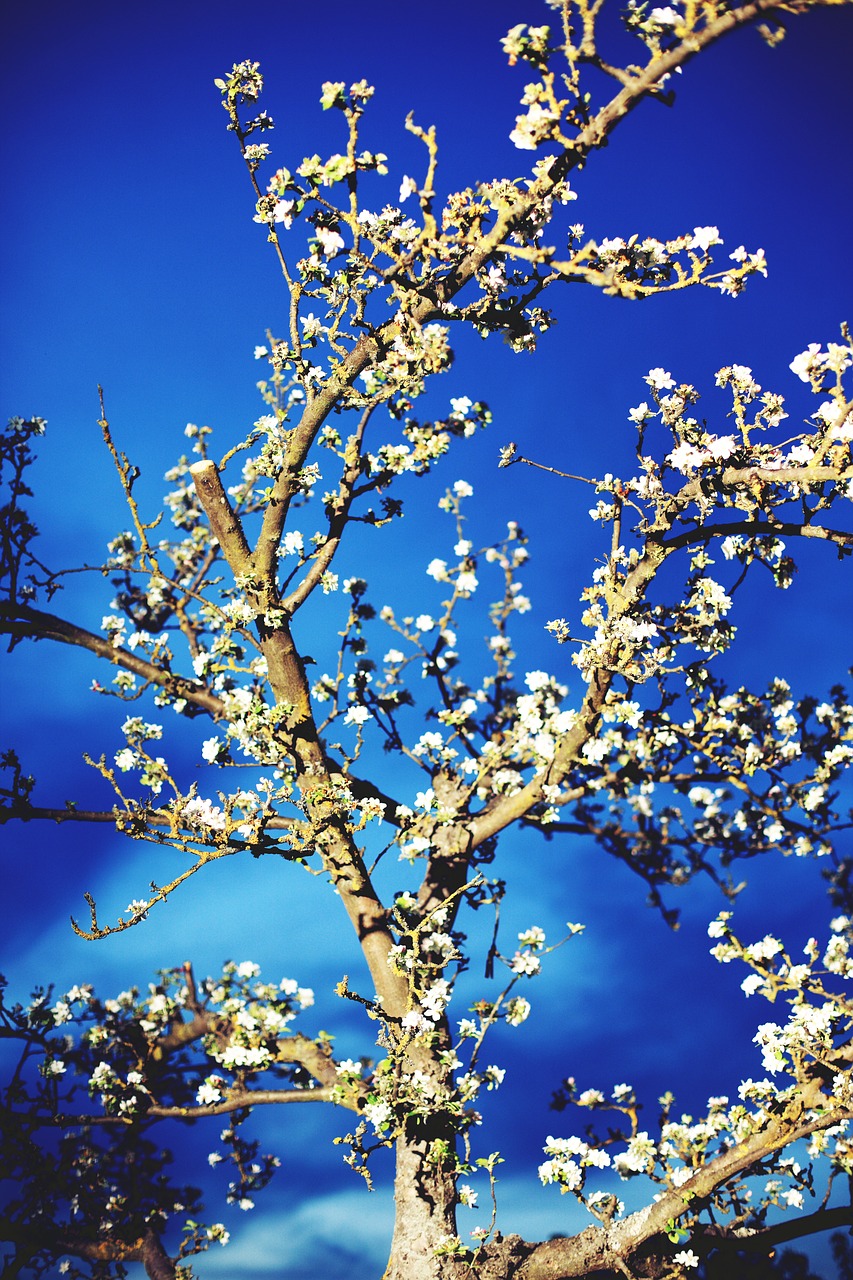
[2,1,852,1277]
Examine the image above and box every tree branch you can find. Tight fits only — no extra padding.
[188,460,254,575]
[516,1078,853,1277]
[469,537,672,847]
[20,1088,339,1128]
[659,517,853,551]
[0,602,224,718]
[246,5,798,582]
[700,1203,853,1251]
[0,801,301,831]
[0,1222,177,1279]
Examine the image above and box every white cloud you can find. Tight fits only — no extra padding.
[201,1189,394,1277]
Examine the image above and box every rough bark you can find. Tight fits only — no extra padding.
[384,1128,460,1280]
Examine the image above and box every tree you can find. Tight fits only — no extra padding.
[1,0,852,1277]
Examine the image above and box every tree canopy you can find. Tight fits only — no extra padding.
[2,1,852,1277]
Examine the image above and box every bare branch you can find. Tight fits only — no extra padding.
[188,460,254,577]
[700,1203,853,1250]
[660,517,853,551]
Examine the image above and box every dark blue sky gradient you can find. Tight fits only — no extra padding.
[2,1,853,1275]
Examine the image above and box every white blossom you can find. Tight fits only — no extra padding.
[645,368,675,391]
[690,225,720,253]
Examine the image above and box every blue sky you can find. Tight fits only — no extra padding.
[2,0,853,1275]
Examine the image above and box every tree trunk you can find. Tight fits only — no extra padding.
[384,1125,460,1280]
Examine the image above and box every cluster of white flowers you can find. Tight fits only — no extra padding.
[717,245,767,297]
[538,1134,613,1191]
[707,913,853,1105]
[363,1099,392,1134]
[402,977,452,1033]
[278,528,304,557]
[215,685,290,765]
[85,1060,150,1117]
[790,340,852,384]
[505,996,531,1026]
[511,937,543,975]
[197,1075,227,1106]
[667,434,738,474]
[182,795,227,832]
[510,98,561,150]
[456,1064,506,1102]
[572,600,660,683]
[190,964,314,1085]
[686,575,732,624]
